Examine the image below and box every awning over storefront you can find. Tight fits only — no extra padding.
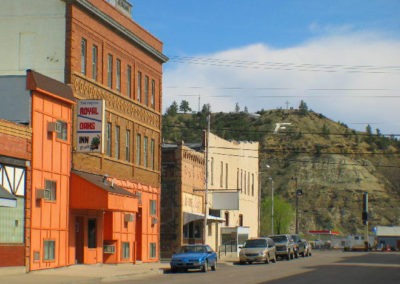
[183,212,225,225]
[0,185,17,207]
[70,170,138,212]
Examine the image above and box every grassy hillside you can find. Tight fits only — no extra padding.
[162,106,400,236]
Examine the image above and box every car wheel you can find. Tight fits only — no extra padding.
[239,261,246,265]
[201,261,208,272]
[211,260,217,271]
[171,267,178,273]
[248,261,253,264]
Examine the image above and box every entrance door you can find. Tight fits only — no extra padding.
[75,216,84,264]
[135,209,142,260]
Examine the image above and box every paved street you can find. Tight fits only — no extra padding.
[1,251,399,283]
[117,251,400,284]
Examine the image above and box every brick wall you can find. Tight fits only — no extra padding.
[0,245,25,266]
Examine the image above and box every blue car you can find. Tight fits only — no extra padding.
[170,244,217,272]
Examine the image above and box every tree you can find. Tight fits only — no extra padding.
[166,101,178,116]
[322,124,330,138]
[179,100,192,113]
[366,124,372,136]
[299,100,309,115]
[201,103,211,114]
[260,196,294,235]
[235,102,240,113]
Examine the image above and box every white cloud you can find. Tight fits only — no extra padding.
[163,32,400,134]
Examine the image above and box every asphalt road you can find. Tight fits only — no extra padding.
[117,251,400,284]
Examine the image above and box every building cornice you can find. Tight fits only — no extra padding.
[73,0,169,63]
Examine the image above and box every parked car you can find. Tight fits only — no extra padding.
[291,234,307,257]
[239,237,277,264]
[170,244,217,273]
[303,239,312,256]
[269,234,295,260]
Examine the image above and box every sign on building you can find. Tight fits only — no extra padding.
[77,100,104,153]
[211,191,239,210]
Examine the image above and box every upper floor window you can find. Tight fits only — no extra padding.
[115,126,120,159]
[150,199,157,215]
[127,65,132,98]
[107,54,113,88]
[106,122,112,156]
[81,38,87,75]
[136,134,141,165]
[252,173,255,196]
[220,161,224,188]
[137,71,142,102]
[150,139,155,170]
[45,180,57,201]
[56,120,67,141]
[151,79,155,109]
[144,136,148,168]
[92,45,98,81]
[126,130,131,162]
[225,163,229,189]
[116,59,121,92]
[210,157,214,186]
[144,75,149,106]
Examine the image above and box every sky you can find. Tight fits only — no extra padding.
[131,0,400,135]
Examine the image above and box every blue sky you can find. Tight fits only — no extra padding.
[131,1,400,134]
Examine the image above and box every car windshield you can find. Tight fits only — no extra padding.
[178,246,207,253]
[243,239,267,248]
[270,236,287,243]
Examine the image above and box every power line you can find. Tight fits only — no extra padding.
[168,55,400,74]
[163,123,400,137]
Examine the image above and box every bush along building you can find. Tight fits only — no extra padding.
[0,0,167,270]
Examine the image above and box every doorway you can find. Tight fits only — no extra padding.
[75,216,84,264]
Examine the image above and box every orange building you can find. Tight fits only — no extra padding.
[0,70,75,271]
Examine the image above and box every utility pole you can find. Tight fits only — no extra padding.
[203,113,210,244]
[270,177,274,235]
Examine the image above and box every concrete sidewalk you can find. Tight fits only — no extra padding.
[0,257,238,284]
[0,262,168,283]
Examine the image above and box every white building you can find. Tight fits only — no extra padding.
[205,133,260,253]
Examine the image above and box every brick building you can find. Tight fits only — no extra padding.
[0,119,32,267]
[0,0,167,268]
[161,143,208,257]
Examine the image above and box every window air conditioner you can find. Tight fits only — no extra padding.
[36,188,51,200]
[124,213,134,222]
[103,245,116,254]
[48,121,62,133]
[151,217,158,225]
